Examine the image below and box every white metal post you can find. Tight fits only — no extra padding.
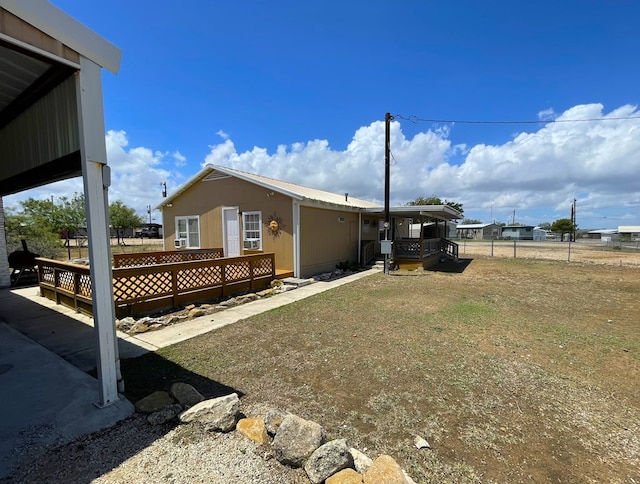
[76,57,121,407]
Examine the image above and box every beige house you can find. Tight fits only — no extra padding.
[157,165,462,278]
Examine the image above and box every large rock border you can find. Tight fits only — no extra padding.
[134,383,417,483]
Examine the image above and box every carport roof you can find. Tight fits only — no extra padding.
[0,0,121,194]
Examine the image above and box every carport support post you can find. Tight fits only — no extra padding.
[76,57,121,407]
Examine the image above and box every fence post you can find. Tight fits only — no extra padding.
[567,239,572,262]
[513,240,517,258]
[491,239,494,257]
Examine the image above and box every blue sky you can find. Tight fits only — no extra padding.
[6,0,640,228]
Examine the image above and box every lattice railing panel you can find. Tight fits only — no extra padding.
[58,271,75,292]
[252,257,274,277]
[113,271,172,302]
[40,266,55,284]
[225,262,251,282]
[78,274,92,297]
[160,253,184,264]
[177,265,223,290]
[118,255,159,267]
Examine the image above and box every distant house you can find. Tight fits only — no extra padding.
[157,165,461,278]
[501,225,540,241]
[455,223,501,240]
[618,225,640,240]
[587,229,618,241]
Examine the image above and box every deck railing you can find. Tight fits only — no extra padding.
[393,238,459,260]
[38,252,275,318]
[439,238,459,258]
[113,248,224,268]
[361,240,376,265]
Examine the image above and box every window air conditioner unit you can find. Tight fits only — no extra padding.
[174,239,186,248]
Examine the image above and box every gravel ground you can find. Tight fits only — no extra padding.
[4,410,309,483]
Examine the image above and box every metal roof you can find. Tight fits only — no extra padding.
[457,223,493,229]
[158,164,464,221]
[159,164,382,211]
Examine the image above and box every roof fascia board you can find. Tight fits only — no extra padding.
[0,33,80,69]
[156,165,215,209]
[298,198,365,212]
[208,164,304,201]
[0,0,121,74]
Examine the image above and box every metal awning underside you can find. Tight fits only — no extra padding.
[0,0,121,197]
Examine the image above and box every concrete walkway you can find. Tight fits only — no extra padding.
[0,268,379,478]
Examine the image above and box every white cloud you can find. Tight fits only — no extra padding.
[5,103,639,228]
[173,151,187,166]
[202,103,640,226]
[4,130,179,222]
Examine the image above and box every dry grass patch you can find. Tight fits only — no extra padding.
[124,256,640,482]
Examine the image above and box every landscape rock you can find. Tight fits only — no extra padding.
[116,317,135,331]
[135,391,175,414]
[414,435,431,449]
[236,417,269,444]
[326,468,364,484]
[147,404,183,425]
[272,414,326,467]
[178,393,240,432]
[129,321,149,334]
[165,315,188,325]
[187,307,205,319]
[304,438,352,484]
[169,382,204,407]
[256,288,274,297]
[265,408,289,435]
[148,323,164,331]
[218,298,237,307]
[236,293,258,303]
[350,448,373,474]
[363,455,409,484]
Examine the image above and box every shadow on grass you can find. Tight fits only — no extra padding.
[425,257,473,273]
[120,352,243,403]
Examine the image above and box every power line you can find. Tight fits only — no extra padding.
[395,113,640,125]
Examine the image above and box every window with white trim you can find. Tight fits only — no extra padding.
[175,216,200,248]
[242,211,262,250]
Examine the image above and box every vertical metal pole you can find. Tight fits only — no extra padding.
[384,112,392,274]
[513,240,517,258]
[76,59,121,406]
[491,239,494,257]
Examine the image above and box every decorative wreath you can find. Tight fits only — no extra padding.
[265,212,285,238]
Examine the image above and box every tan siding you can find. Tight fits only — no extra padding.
[300,206,359,277]
[161,176,294,272]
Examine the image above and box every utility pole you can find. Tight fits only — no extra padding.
[512,209,516,225]
[570,198,577,242]
[147,204,152,224]
[384,112,393,274]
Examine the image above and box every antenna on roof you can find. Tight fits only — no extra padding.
[345,193,349,202]
[161,182,167,198]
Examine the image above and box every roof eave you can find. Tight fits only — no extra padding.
[1,0,122,73]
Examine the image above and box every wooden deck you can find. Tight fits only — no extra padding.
[37,251,278,318]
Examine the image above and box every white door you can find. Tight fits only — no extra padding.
[223,208,240,257]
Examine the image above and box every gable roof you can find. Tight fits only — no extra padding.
[158,164,381,211]
[159,164,463,221]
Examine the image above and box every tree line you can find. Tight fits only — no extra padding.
[4,193,145,259]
